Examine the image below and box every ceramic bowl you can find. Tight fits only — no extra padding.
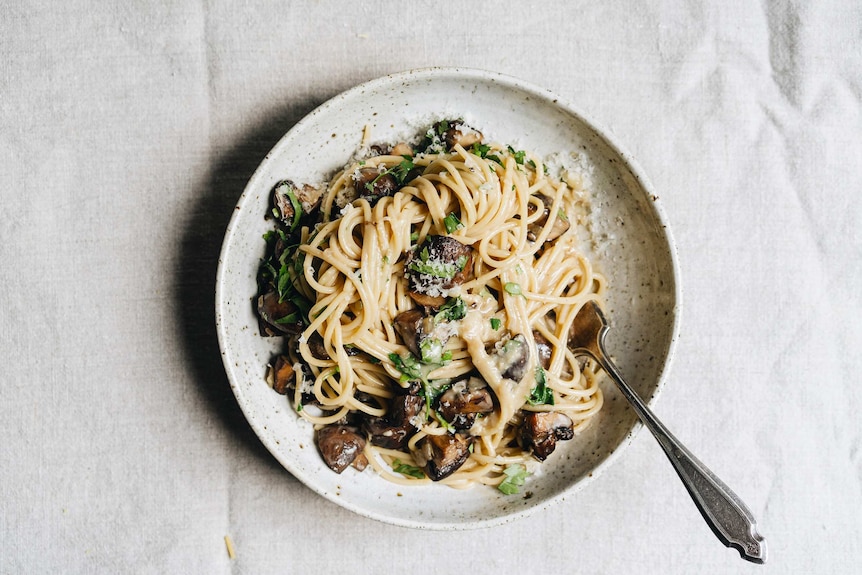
[215,67,680,529]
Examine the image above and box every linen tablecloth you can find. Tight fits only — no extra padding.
[2,1,860,573]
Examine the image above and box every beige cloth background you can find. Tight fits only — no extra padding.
[2,1,859,573]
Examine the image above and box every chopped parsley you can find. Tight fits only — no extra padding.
[419,338,445,364]
[498,464,528,495]
[408,252,468,279]
[364,156,416,194]
[490,317,502,331]
[443,212,464,234]
[528,367,554,406]
[388,352,423,382]
[434,297,466,323]
[470,142,491,158]
[507,145,526,165]
[392,459,425,479]
[503,282,523,296]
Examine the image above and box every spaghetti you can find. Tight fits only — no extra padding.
[256,119,605,492]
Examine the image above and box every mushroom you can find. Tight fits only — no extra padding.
[267,359,317,404]
[392,309,427,358]
[257,291,303,336]
[518,411,575,461]
[405,235,474,308]
[413,432,473,481]
[533,330,553,370]
[272,180,324,228]
[442,120,483,149]
[270,355,294,395]
[317,425,368,473]
[437,377,495,430]
[306,332,361,360]
[392,308,459,361]
[390,142,413,156]
[363,392,424,449]
[493,333,529,382]
[527,193,570,243]
[353,167,398,202]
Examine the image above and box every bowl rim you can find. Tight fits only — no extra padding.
[215,66,683,529]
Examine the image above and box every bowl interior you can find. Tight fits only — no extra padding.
[215,68,679,529]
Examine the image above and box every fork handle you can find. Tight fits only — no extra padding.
[598,355,768,564]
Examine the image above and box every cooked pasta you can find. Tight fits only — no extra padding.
[256,119,605,492]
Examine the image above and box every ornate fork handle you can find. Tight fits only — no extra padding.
[600,356,767,564]
[571,301,767,564]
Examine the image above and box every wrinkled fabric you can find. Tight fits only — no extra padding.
[1,1,859,573]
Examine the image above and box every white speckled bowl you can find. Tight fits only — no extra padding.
[215,68,680,529]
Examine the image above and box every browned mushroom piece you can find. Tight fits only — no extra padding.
[317,425,367,474]
[437,119,483,150]
[390,142,414,156]
[413,432,473,481]
[306,332,361,360]
[353,167,398,201]
[405,235,474,308]
[257,291,303,336]
[533,330,553,370]
[363,393,424,449]
[493,334,529,382]
[437,377,495,430]
[518,411,575,461]
[368,143,391,156]
[272,180,324,228]
[393,307,458,361]
[392,309,427,357]
[271,355,295,395]
[527,193,571,243]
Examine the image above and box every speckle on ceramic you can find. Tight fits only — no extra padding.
[215,67,680,530]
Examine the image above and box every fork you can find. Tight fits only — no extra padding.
[569,301,767,564]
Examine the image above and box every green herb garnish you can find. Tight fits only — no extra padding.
[435,297,466,323]
[408,255,467,279]
[490,317,502,331]
[507,146,526,165]
[443,212,464,234]
[503,282,523,296]
[392,459,425,479]
[388,352,424,382]
[471,142,491,158]
[528,367,554,406]
[498,464,528,495]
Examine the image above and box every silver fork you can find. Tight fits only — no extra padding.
[569,301,767,564]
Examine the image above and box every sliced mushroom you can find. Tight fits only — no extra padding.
[272,180,324,228]
[413,432,473,481]
[364,393,424,449]
[518,411,575,461]
[257,291,303,336]
[527,193,570,243]
[493,334,529,382]
[405,235,474,308]
[443,120,483,150]
[268,359,317,404]
[391,142,413,156]
[317,425,367,474]
[368,143,391,156]
[353,167,398,201]
[437,377,495,430]
[393,309,427,358]
[306,331,361,360]
[270,355,294,395]
[392,308,458,361]
[533,330,553,370]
